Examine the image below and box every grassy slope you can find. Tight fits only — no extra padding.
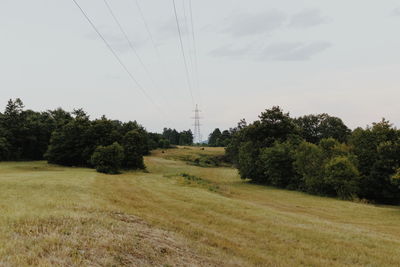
[1,147,400,266]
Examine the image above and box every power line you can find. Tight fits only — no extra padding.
[102,0,169,106]
[188,0,201,105]
[172,0,195,106]
[182,0,195,86]
[134,0,174,87]
[70,0,162,113]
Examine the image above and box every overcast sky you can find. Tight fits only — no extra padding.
[1,0,400,137]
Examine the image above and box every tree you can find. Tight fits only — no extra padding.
[122,130,145,169]
[324,156,360,199]
[0,137,10,160]
[258,106,298,146]
[220,130,232,147]
[227,107,299,181]
[350,119,400,203]
[259,142,297,188]
[45,114,91,166]
[122,121,149,155]
[208,128,222,147]
[162,128,180,145]
[48,108,73,129]
[179,129,194,145]
[294,142,324,194]
[237,141,262,181]
[91,142,124,174]
[21,110,56,160]
[295,114,350,144]
[364,141,400,203]
[225,119,247,164]
[1,99,26,159]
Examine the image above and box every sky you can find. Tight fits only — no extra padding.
[0,0,400,138]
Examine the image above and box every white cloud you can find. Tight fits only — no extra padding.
[222,10,286,37]
[260,42,332,61]
[289,9,331,29]
[392,7,400,16]
[210,41,332,61]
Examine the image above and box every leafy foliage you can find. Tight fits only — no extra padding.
[226,107,400,204]
[162,128,193,145]
[259,142,297,188]
[208,128,232,147]
[295,114,350,143]
[122,130,146,169]
[324,156,359,199]
[0,99,170,174]
[91,142,124,174]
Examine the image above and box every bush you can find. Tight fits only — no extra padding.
[324,156,360,199]
[91,142,124,174]
[294,142,325,194]
[237,141,262,181]
[122,130,145,169]
[259,142,297,188]
[158,139,171,149]
[319,138,350,160]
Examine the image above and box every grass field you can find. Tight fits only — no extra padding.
[1,146,400,266]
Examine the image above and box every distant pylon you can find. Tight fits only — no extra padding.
[193,104,202,143]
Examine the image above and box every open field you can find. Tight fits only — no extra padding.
[1,146,400,266]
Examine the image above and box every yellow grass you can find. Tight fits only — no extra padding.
[1,146,400,266]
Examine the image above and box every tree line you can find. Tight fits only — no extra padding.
[224,106,400,204]
[207,128,232,147]
[0,99,192,174]
[162,128,194,146]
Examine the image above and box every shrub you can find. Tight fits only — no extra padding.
[237,141,262,181]
[122,130,145,169]
[90,142,124,174]
[324,156,360,199]
[259,142,297,188]
[294,142,325,193]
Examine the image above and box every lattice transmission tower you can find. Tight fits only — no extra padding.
[193,104,202,144]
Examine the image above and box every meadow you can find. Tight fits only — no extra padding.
[1,146,400,266]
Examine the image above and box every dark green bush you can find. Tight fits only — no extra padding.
[324,156,360,199]
[259,142,297,188]
[122,130,145,169]
[91,142,124,174]
[294,142,325,194]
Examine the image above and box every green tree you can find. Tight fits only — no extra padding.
[91,142,124,174]
[45,110,91,166]
[179,129,194,145]
[237,141,262,181]
[294,142,325,194]
[258,106,298,147]
[259,142,297,188]
[163,128,180,145]
[324,156,360,199]
[350,119,400,203]
[208,128,222,147]
[1,99,26,159]
[295,114,350,143]
[122,130,145,169]
[0,137,10,160]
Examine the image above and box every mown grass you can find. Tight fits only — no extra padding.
[1,147,400,266]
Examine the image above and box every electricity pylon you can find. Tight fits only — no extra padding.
[193,104,202,144]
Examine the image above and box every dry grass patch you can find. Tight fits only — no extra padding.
[1,148,400,266]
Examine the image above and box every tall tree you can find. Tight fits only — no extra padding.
[208,128,222,147]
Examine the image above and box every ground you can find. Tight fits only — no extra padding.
[1,146,400,266]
